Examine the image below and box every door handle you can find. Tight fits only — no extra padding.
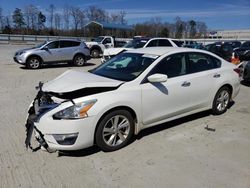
[181,81,191,87]
[213,73,221,78]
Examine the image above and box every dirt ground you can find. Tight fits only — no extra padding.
[0,44,249,188]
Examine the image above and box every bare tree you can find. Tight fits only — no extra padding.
[0,7,4,30]
[48,4,55,29]
[70,6,85,32]
[86,6,108,22]
[24,5,39,31]
[119,11,127,24]
[63,5,70,30]
[196,21,207,37]
[54,13,61,30]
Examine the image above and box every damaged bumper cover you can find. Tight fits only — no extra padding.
[24,81,121,152]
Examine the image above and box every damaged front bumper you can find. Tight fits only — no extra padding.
[24,83,99,152]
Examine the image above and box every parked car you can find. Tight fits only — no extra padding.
[14,39,90,69]
[102,37,178,63]
[25,47,241,152]
[234,41,250,61]
[242,61,250,82]
[182,40,204,49]
[204,42,234,62]
[86,36,129,58]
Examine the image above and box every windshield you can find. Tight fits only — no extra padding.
[123,39,148,49]
[91,52,158,81]
[35,41,47,48]
[94,36,104,43]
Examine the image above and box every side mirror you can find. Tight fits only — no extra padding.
[147,74,168,83]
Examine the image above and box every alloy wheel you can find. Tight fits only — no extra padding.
[216,90,230,112]
[102,115,130,147]
[29,59,40,69]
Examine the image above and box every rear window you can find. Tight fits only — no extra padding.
[60,41,80,48]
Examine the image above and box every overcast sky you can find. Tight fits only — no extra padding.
[1,0,250,30]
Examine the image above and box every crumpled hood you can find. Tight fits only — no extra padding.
[42,70,124,93]
[103,47,130,56]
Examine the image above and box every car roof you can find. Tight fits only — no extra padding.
[126,47,208,56]
[47,39,82,42]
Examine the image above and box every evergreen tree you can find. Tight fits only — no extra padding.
[38,12,46,30]
[12,8,25,29]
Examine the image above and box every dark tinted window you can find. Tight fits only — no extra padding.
[151,53,187,78]
[158,39,172,46]
[46,41,59,49]
[172,40,183,47]
[103,38,111,44]
[60,41,80,48]
[146,40,158,47]
[187,52,221,73]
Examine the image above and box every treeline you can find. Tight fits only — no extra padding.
[0,5,207,38]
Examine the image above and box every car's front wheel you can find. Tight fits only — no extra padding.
[91,49,100,58]
[26,56,41,69]
[73,54,86,66]
[212,86,231,115]
[95,110,134,152]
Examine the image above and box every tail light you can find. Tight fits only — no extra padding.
[234,67,242,77]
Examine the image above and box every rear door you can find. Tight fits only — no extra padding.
[185,52,222,108]
[59,40,80,61]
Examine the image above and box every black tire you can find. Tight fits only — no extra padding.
[26,56,41,69]
[91,49,100,58]
[73,54,86,66]
[212,86,231,115]
[95,110,134,152]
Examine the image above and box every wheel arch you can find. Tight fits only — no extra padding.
[217,83,233,97]
[94,105,138,144]
[26,54,43,64]
[73,53,86,60]
[90,45,102,53]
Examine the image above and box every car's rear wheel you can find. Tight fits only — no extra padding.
[95,110,134,152]
[27,56,41,69]
[73,54,86,66]
[212,86,231,115]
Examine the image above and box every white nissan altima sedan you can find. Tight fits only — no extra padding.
[25,47,241,152]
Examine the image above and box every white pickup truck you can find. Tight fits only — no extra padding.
[85,36,129,58]
[101,37,181,63]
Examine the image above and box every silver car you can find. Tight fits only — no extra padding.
[14,39,91,69]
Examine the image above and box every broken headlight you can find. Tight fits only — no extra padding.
[53,99,97,120]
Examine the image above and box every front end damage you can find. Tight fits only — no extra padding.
[25,81,122,152]
[25,82,60,152]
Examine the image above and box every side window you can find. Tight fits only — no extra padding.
[187,53,220,73]
[103,38,111,44]
[71,41,80,47]
[151,53,186,78]
[146,40,158,47]
[158,39,172,47]
[46,41,59,49]
[60,41,80,48]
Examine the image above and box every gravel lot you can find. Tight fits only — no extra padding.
[0,44,249,188]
